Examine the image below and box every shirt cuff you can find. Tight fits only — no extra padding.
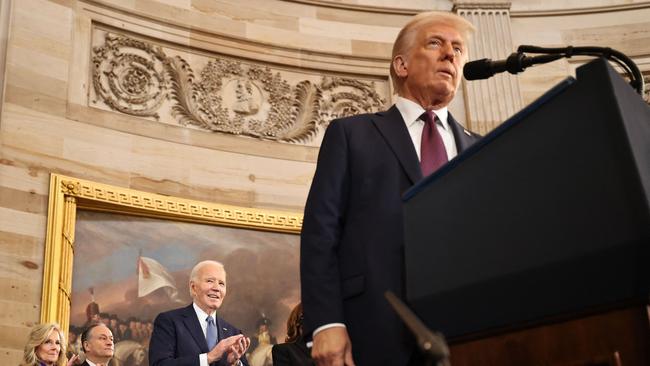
[200,353,208,366]
[313,323,346,337]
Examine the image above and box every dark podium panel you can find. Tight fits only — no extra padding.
[402,58,650,364]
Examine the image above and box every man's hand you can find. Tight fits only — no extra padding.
[312,327,355,366]
[207,335,245,364]
[226,336,250,365]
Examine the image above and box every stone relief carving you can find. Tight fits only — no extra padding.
[92,35,167,119]
[91,32,387,145]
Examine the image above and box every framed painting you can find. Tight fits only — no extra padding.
[41,174,302,366]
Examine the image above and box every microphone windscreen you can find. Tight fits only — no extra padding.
[463,59,494,80]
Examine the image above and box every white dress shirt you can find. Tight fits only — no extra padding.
[194,302,217,366]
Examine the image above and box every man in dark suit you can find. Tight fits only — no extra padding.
[300,11,481,366]
[149,260,250,366]
[79,322,114,366]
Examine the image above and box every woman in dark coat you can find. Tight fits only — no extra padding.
[272,303,314,366]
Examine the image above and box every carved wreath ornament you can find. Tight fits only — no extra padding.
[92,33,386,144]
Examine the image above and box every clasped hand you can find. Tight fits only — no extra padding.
[207,334,251,365]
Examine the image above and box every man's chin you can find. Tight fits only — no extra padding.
[427,86,455,107]
[207,302,221,310]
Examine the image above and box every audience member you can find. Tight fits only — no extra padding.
[272,303,314,366]
[21,322,78,366]
[80,322,114,366]
[149,260,250,366]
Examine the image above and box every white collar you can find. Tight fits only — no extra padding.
[395,96,450,130]
[84,358,105,366]
[193,302,216,321]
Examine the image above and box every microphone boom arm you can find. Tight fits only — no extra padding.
[463,45,644,96]
[518,45,644,95]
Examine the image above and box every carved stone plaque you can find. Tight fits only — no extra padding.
[90,28,389,146]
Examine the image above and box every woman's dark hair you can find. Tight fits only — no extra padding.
[285,303,303,343]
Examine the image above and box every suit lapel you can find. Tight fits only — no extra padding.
[448,113,476,153]
[216,316,226,341]
[182,304,210,353]
[372,105,422,184]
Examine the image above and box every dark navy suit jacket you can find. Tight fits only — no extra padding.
[300,105,480,365]
[271,337,314,366]
[149,304,249,366]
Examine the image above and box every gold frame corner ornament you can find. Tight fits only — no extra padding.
[40,173,303,332]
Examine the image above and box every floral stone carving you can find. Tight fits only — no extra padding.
[91,31,388,145]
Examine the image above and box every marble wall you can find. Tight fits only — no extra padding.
[0,0,648,363]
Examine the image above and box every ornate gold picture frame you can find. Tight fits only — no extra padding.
[41,173,303,335]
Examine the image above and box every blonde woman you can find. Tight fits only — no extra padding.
[21,322,79,366]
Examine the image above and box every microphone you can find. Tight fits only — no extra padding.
[462,45,644,95]
[464,52,562,81]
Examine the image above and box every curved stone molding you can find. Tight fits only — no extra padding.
[91,29,387,146]
[510,2,650,17]
[285,0,437,14]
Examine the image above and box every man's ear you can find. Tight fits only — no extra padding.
[393,55,408,78]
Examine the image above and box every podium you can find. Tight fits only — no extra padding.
[402,58,650,365]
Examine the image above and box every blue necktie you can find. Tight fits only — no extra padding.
[206,315,217,350]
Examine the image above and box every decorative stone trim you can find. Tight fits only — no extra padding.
[91,30,387,145]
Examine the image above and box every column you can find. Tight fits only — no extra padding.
[454,1,524,134]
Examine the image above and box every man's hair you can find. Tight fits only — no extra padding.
[188,260,225,297]
[390,11,476,94]
[21,323,67,366]
[81,323,106,353]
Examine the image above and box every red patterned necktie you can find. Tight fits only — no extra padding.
[420,110,449,176]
